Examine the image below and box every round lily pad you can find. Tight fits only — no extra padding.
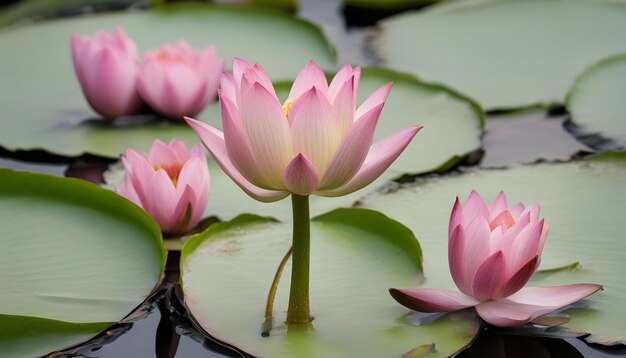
[0,169,166,357]
[0,3,335,158]
[359,152,626,345]
[104,68,484,221]
[379,0,626,110]
[566,53,626,148]
[181,209,481,357]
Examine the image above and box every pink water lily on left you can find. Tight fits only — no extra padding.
[71,29,143,119]
[116,139,210,235]
[185,59,423,202]
[390,191,602,327]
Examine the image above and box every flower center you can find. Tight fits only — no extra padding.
[154,164,182,186]
[282,98,296,118]
[156,51,185,64]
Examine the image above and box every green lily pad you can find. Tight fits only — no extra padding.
[181,209,481,357]
[359,152,626,345]
[104,68,484,221]
[342,0,439,8]
[379,0,626,110]
[0,169,166,357]
[566,53,626,148]
[0,3,335,158]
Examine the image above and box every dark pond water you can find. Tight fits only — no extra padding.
[1,0,625,357]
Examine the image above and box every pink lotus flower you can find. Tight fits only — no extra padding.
[115,139,210,235]
[185,59,422,202]
[71,29,143,119]
[137,41,224,119]
[390,190,602,327]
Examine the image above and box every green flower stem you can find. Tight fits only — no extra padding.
[286,194,312,324]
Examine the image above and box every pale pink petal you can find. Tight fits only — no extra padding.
[332,75,356,134]
[510,203,526,219]
[448,225,470,294]
[475,284,602,327]
[318,103,383,190]
[389,288,480,313]
[315,125,422,197]
[355,82,392,120]
[489,210,515,231]
[283,154,319,196]
[461,190,490,225]
[288,60,329,100]
[123,150,155,203]
[168,139,192,163]
[328,64,355,101]
[220,73,237,104]
[289,86,341,176]
[508,220,544,273]
[115,182,142,208]
[232,57,253,89]
[219,93,270,187]
[497,256,538,299]
[471,251,506,301]
[242,63,276,96]
[489,191,509,219]
[239,82,292,188]
[148,139,178,166]
[185,117,289,202]
[176,156,209,201]
[493,211,531,254]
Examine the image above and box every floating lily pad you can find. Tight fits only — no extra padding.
[181,209,481,357]
[0,169,165,357]
[0,3,335,158]
[104,68,484,221]
[359,152,626,345]
[379,0,626,110]
[566,53,626,148]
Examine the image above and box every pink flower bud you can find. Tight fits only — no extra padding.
[71,29,143,119]
[116,139,210,235]
[137,41,224,120]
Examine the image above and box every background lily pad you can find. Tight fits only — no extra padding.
[0,169,166,357]
[566,53,626,148]
[181,209,481,357]
[0,3,335,158]
[359,152,626,345]
[379,0,626,110]
[104,68,484,221]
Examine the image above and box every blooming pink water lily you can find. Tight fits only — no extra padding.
[137,41,223,119]
[185,59,422,202]
[71,29,143,118]
[116,139,210,234]
[390,190,602,327]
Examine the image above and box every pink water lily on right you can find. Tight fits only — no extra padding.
[390,190,602,327]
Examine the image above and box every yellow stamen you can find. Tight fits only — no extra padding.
[282,98,296,118]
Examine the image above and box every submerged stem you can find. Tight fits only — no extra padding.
[286,194,311,324]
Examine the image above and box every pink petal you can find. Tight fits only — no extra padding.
[471,251,506,301]
[489,191,509,219]
[497,256,539,299]
[185,117,289,202]
[122,150,154,204]
[315,125,422,197]
[448,197,463,241]
[239,82,292,188]
[145,169,178,232]
[288,60,329,100]
[508,220,544,273]
[475,284,602,327]
[332,75,356,134]
[328,64,356,101]
[462,190,490,225]
[170,184,198,234]
[115,182,142,208]
[462,216,492,285]
[232,57,253,89]
[448,225,470,295]
[389,288,479,313]
[243,63,276,96]
[148,139,179,167]
[489,210,515,231]
[289,86,341,176]
[283,153,319,196]
[176,156,210,212]
[355,82,392,120]
[317,103,383,190]
[510,203,526,219]
[492,211,531,254]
